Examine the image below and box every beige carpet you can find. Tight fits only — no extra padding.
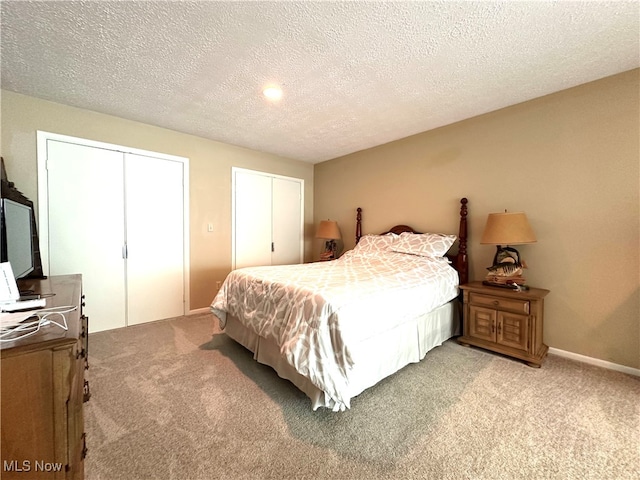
[84,313,639,480]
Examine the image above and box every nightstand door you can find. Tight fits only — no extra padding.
[497,311,529,352]
[468,305,497,342]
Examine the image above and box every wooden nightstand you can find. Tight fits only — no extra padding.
[458,281,550,367]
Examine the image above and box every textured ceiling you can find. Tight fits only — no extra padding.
[1,1,639,164]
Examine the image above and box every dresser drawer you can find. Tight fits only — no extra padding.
[469,292,530,314]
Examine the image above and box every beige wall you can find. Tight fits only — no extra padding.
[1,90,315,310]
[314,69,640,369]
[3,70,638,369]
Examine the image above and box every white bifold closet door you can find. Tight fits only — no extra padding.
[45,140,185,333]
[47,142,127,332]
[233,168,303,269]
[234,171,273,268]
[124,154,184,326]
[271,177,303,265]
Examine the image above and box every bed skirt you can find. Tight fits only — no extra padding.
[222,299,460,411]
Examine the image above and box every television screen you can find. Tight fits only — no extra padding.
[1,198,35,279]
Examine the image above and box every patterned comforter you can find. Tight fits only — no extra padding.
[210,249,459,409]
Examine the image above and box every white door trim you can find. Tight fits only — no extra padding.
[36,130,191,314]
[231,167,304,270]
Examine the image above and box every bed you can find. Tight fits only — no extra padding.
[211,198,469,411]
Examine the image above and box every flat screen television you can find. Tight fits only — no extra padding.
[1,197,35,279]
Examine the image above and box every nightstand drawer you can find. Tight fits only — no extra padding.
[469,292,530,314]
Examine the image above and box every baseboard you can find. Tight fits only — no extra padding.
[548,347,640,377]
[189,307,211,315]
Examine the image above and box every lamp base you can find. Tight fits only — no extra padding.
[319,239,337,261]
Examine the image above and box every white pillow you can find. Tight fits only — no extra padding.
[353,233,399,254]
[392,232,456,257]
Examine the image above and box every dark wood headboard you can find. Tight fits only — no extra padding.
[355,198,469,285]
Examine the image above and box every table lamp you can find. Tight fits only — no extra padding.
[480,211,536,289]
[316,220,341,260]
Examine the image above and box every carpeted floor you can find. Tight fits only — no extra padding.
[84,313,640,480]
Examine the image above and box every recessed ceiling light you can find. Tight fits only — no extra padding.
[263,86,283,101]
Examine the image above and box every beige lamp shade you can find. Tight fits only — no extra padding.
[316,220,341,240]
[480,212,536,245]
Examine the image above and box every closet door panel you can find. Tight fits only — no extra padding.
[271,178,302,265]
[234,170,272,269]
[46,140,126,332]
[125,154,185,325]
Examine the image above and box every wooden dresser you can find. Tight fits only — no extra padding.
[1,275,89,479]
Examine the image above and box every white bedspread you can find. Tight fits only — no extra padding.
[210,250,459,409]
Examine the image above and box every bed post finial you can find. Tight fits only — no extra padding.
[457,198,468,285]
[356,207,362,244]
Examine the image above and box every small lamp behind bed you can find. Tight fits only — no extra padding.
[316,220,341,261]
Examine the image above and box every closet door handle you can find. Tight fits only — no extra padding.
[271,242,275,252]
[122,244,128,259]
